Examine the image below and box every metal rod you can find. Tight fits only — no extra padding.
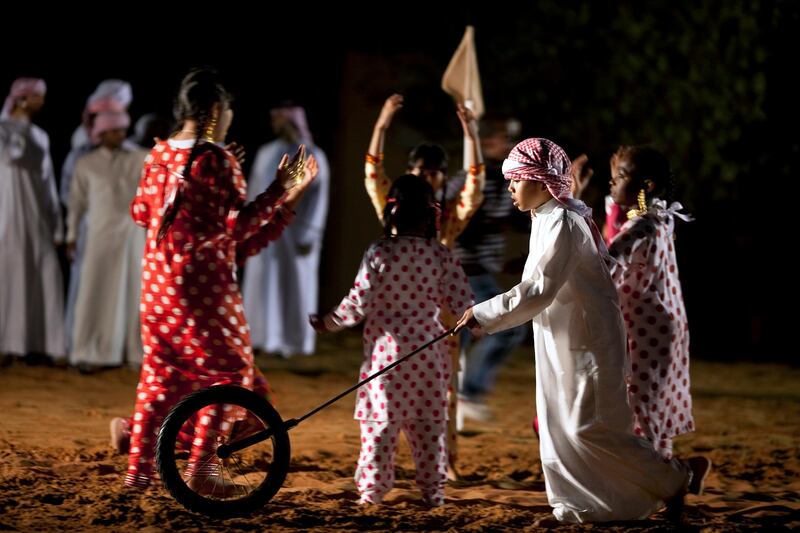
[292,327,455,426]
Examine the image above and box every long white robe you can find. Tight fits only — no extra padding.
[66,145,147,366]
[0,117,65,358]
[61,139,140,352]
[473,198,689,523]
[61,142,93,352]
[241,140,329,356]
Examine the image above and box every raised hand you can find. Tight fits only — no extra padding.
[225,142,246,166]
[570,153,594,199]
[456,102,479,141]
[275,145,307,190]
[376,94,404,130]
[283,153,319,210]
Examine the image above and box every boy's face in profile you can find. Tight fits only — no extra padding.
[507,179,551,212]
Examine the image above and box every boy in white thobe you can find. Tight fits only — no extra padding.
[455,138,710,523]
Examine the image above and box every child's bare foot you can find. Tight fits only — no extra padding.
[109,418,130,454]
[186,474,246,498]
[446,459,461,482]
[687,456,712,495]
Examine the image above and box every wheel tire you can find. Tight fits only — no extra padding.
[156,385,290,517]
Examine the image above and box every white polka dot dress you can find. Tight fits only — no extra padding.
[325,235,474,504]
[608,202,694,458]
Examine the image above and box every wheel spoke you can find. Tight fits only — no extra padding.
[230,453,255,493]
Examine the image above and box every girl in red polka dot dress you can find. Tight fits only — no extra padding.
[311,174,474,507]
[607,146,694,459]
[116,69,319,491]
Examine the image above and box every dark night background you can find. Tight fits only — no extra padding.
[3,2,797,362]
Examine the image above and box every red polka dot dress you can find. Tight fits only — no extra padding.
[608,201,694,459]
[124,139,293,487]
[322,236,473,505]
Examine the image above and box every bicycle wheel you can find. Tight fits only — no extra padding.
[156,385,290,517]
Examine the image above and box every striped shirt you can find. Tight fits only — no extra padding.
[446,163,529,275]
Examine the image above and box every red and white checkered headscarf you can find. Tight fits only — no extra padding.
[502,137,572,197]
[91,111,131,144]
[1,78,46,118]
[503,137,608,256]
[81,80,132,134]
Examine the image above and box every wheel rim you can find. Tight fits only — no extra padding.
[163,398,282,503]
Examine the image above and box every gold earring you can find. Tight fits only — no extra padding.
[627,188,648,220]
[204,113,218,142]
[638,188,648,211]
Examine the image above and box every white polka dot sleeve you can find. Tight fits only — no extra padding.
[328,246,379,330]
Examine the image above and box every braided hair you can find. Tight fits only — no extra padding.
[157,68,232,243]
[382,174,439,240]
